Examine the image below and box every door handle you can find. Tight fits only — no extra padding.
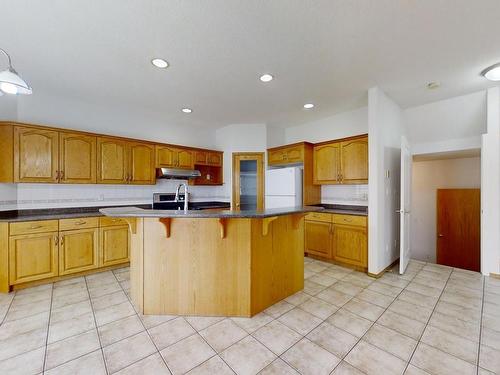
[438,234,444,238]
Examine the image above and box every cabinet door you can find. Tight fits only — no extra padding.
[59,228,99,275]
[177,149,193,169]
[99,225,130,267]
[194,151,207,164]
[341,137,368,184]
[304,221,332,258]
[129,142,155,184]
[207,152,222,166]
[9,232,59,284]
[13,127,59,183]
[156,146,178,167]
[313,143,340,184]
[97,138,128,184]
[284,146,304,164]
[59,132,96,184]
[268,149,285,166]
[332,224,367,268]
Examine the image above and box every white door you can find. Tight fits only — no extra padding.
[399,136,412,274]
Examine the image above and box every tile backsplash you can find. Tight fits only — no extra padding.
[321,184,368,206]
[0,180,229,211]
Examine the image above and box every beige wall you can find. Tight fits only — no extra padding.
[411,157,481,263]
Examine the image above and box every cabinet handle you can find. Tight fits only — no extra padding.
[30,225,42,230]
[60,236,64,245]
[75,220,86,225]
[54,235,59,245]
[56,170,60,181]
[60,170,64,180]
[343,218,353,222]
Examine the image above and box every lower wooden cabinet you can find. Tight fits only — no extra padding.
[305,213,368,269]
[59,228,99,275]
[332,224,367,268]
[99,225,130,267]
[305,221,332,258]
[9,232,59,285]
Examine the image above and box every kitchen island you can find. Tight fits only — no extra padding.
[100,206,318,317]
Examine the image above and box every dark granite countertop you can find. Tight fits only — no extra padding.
[307,204,368,216]
[100,206,322,219]
[0,204,152,222]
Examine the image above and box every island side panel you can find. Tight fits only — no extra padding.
[142,217,252,316]
[250,215,305,315]
[129,218,144,312]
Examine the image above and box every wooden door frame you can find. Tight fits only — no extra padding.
[232,152,265,210]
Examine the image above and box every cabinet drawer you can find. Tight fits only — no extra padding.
[99,217,128,227]
[59,217,99,231]
[10,220,59,236]
[305,212,332,223]
[332,214,367,227]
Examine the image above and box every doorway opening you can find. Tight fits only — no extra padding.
[410,150,481,272]
[232,153,265,210]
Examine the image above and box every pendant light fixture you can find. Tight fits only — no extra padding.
[0,48,32,95]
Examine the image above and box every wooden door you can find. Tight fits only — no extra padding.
[59,228,99,275]
[207,152,222,166]
[99,225,130,267]
[156,146,178,167]
[13,127,59,183]
[9,232,59,284]
[437,189,480,272]
[59,132,96,184]
[177,149,193,169]
[232,153,264,210]
[341,137,368,184]
[313,143,341,184]
[194,151,207,164]
[332,224,367,268]
[129,142,155,184]
[97,138,128,184]
[305,221,332,258]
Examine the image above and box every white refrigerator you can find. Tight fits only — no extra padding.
[265,167,303,209]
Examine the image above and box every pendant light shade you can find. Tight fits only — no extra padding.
[0,48,32,95]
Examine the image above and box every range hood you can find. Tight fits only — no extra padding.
[156,168,201,179]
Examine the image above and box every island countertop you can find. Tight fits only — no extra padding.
[99,205,322,219]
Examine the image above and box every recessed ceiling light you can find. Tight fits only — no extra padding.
[0,82,18,94]
[151,58,169,69]
[482,63,500,81]
[181,108,192,113]
[259,74,273,82]
[426,82,440,90]
[303,103,314,109]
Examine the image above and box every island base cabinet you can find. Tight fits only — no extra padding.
[304,221,332,259]
[59,228,99,276]
[332,224,367,268]
[99,225,130,267]
[9,232,59,285]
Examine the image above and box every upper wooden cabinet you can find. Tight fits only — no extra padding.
[268,143,305,166]
[59,132,96,184]
[14,127,59,183]
[129,142,155,184]
[194,150,222,167]
[97,137,129,184]
[156,146,193,169]
[313,135,368,185]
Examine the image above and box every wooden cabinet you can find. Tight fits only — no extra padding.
[129,142,155,184]
[99,225,130,267]
[14,127,59,183]
[59,228,99,275]
[156,146,193,169]
[341,138,368,184]
[313,136,368,185]
[59,132,96,184]
[193,150,222,167]
[268,143,305,166]
[97,137,129,184]
[305,212,368,270]
[313,143,341,184]
[332,223,367,268]
[305,220,332,259]
[9,232,59,284]
[98,138,155,184]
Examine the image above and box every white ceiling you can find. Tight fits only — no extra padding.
[2,0,500,130]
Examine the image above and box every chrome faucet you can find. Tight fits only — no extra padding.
[175,183,189,212]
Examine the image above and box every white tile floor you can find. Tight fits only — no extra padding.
[0,258,499,374]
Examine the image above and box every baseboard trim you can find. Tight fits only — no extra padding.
[490,273,500,280]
